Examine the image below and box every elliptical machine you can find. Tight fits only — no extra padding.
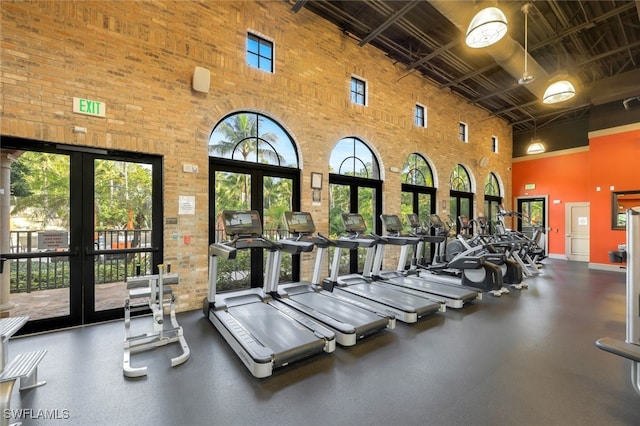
[425,214,506,296]
[454,215,525,290]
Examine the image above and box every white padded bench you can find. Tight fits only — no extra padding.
[0,348,47,390]
[0,317,47,426]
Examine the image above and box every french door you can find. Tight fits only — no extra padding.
[449,190,473,235]
[401,184,435,263]
[1,138,162,334]
[484,195,502,234]
[209,161,300,290]
[328,174,382,274]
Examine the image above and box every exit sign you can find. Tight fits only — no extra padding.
[525,183,536,190]
[73,97,105,118]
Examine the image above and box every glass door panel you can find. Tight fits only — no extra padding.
[214,170,252,292]
[418,193,432,226]
[329,183,351,275]
[93,159,154,312]
[5,151,72,321]
[263,176,293,283]
[517,198,545,239]
[400,192,413,218]
[484,199,501,234]
[418,193,433,263]
[357,187,375,272]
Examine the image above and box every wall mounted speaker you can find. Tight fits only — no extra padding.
[192,66,210,93]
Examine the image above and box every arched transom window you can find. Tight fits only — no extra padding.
[484,172,500,196]
[208,112,298,168]
[329,137,379,179]
[450,164,471,192]
[402,153,434,187]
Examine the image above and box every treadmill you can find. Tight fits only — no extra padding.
[324,213,444,324]
[203,210,335,378]
[370,214,481,309]
[273,212,395,346]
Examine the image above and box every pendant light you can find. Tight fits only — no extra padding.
[465,7,508,49]
[518,3,535,85]
[526,120,545,154]
[543,78,576,104]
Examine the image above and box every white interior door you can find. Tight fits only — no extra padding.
[565,202,590,261]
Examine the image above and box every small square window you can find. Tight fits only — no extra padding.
[459,122,468,142]
[350,77,366,105]
[415,104,426,127]
[247,33,273,73]
[492,136,499,153]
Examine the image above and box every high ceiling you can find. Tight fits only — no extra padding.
[289,0,640,135]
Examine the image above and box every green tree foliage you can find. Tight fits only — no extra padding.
[10,152,152,230]
[94,159,152,229]
[10,152,70,228]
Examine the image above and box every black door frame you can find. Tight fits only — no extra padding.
[516,196,547,237]
[329,173,383,273]
[449,190,474,235]
[1,137,163,334]
[209,158,301,288]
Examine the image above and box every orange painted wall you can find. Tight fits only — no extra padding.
[512,150,590,256]
[512,127,640,265]
[589,129,640,264]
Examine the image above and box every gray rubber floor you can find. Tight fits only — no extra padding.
[5,259,640,425]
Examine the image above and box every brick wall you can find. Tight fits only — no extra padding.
[1,0,513,311]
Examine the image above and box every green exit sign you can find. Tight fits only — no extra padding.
[73,97,105,118]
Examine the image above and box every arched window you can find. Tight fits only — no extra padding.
[449,164,474,234]
[450,164,471,192]
[402,153,433,186]
[401,153,436,263]
[208,112,300,291]
[484,172,502,234]
[484,172,500,196]
[329,137,379,179]
[209,112,298,168]
[329,137,382,274]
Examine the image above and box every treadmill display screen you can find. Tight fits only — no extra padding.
[406,213,420,228]
[221,210,263,235]
[430,214,443,227]
[284,212,316,234]
[381,214,403,232]
[341,213,367,233]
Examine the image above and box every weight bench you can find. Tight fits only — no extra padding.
[1,317,47,426]
[123,264,190,378]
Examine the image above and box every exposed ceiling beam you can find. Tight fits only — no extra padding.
[407,40,457,70]
[440,64,498,90]
[291,0,308,14]
[529,2,636,52]
[358,0,420,47]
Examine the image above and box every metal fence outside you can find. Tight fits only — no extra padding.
[8,229,153,293]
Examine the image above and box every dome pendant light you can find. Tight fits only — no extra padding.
[543,79,576,104]
[518,3,535,85]
[527,120,545,154]
[465,7,508,49]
